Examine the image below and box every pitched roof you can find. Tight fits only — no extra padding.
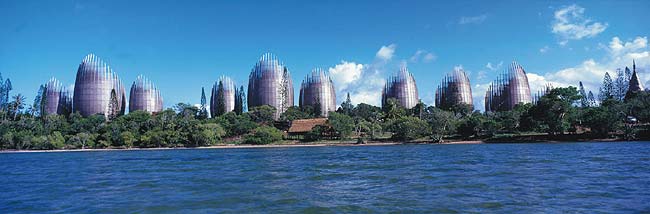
[288,118,328,133]
[629,70,643,92]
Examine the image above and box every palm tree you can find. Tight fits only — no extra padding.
[107,89,119,121]
[10,94,26,120]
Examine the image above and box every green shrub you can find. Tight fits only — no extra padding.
[328,112,354,139]
[244,126,283,145]
[47,131,65,149]
[304,125,327,142]
[388,116,430,140]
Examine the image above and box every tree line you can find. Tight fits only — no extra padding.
[1,69,649,150]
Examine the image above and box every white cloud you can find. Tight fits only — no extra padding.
[376,44,397,61]
[552,4,607,45]
[609,36,647,56]
[486,61,503,71]
[409,50,425,62]
[459,14,487,25]
[527,36,650,96]
[329,44,405,106]
[540,45,550,53]
[475,35,650,111]
[409,50,437,63]
[471,83,491,112]
[339,62,386,106]
[476,62,503,83]
[423,53,436,62]
[347,71,385,106]
[328,61,364,92]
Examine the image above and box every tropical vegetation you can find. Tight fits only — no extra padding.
[1,70,650,150]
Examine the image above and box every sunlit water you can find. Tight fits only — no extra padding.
[1,142,649,213]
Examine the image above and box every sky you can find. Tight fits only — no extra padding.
[1,0,649,111]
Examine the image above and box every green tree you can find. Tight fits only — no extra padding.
[382,98,406,120]
[457,112,485,138]
[339,93,354,116]
[280,106,312,122]
[424,107,456,140]
[198,87,209,119]
[43,115,71,135]
[410,101,426,119]
[106,89,119,121]
[353,103,383,122]
[213,82,226,117]
[191,123,226,146]
[449,103,473,117]
[30,135,47,150]
[116,110,153,136]
[328,112,355,139]
[599,72,614,102]
[493,104,530,132]
[247,105,276,124]
[582,100,624,137]
[614,68,628,101]
[47,131,65,149]
[388,116,430,140]
[8,94,26,121]
[141,129,167,148]
[518,103,539,132]
[313,97,323,117]
[1,77,12,120]
[215,112,258,137]
[244,125,283,144]
[30,85,44,117]
[530,87,582,135]
[174,103,199,119]
[305,125,328,141]
[481,119,499,137]
[68,132,96,149]
[625,91,650,122]
[69,113,105,134]
[234,86,245,115]
[587,91,596,107]
[120,131,136,148]
[578,81,589,107]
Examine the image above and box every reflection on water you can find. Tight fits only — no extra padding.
[1,142,649,213]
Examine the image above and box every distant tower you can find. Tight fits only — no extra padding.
[210,76,236,117]
[382,66,419,109]
[485,61,532,112]
[129,75,163,113]
[435,66,473,110]
[625,60,644,100]
[73,54,126,117]
[42,78,72,116]
[247,53,294,119]
[299,68,337,117]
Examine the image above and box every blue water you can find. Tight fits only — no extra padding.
[1,142,650,213]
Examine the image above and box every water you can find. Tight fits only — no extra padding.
[1,142,649,213]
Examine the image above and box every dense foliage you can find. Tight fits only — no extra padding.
[244,125,283,145]
[2,69,650,150]
[0,103,285,150]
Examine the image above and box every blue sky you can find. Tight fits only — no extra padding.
[1,0,649,111]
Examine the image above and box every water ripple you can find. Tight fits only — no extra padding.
[1,142,650,213]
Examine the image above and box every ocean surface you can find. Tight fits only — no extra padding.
[1,142,649,213]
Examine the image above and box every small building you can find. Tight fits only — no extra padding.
[287,118,331,139]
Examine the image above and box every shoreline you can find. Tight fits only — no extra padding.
[0,141,404,153]
[0,139,644,153]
